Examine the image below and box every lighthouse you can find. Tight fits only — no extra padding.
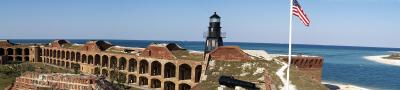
[204,12,224,54]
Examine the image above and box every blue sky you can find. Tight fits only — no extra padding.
[0,0,399,48]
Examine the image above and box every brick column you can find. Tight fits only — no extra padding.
[191,65,196,82]
[161,63,165,78]
[176,64,180,80]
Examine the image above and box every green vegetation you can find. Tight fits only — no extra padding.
[0,62,73,89]
[384,53,400,60]
[287,67,328,90]
[195,60,283,90]
[171,50,204,60]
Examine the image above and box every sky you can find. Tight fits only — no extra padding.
[0,0,399,48]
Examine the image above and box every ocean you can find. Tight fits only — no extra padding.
[9,39,400,90]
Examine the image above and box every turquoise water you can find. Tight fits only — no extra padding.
[10,39,400,90]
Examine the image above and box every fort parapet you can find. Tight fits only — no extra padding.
[280,55,324,82]
[10,72,114,90]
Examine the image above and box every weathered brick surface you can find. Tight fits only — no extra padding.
[140,45,176,59]
[10,72,111,90]
[209,46,253,61]
[0,40,13,47]
[281,56,323,82]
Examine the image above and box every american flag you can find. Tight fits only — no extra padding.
[292,0,310,26]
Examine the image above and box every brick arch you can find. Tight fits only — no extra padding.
[57,50,60,59]
[179,83,191,90]
[102,55,109,67]
[61,51,65,59]
[76,52,81,62]
[139,76,148,86]
[179,64,192,80]
[151,61,161,76]
[7,48,13,55]
[0,48,4,55]
[139,59,149,74]
[24,56,29,62]
[66,51,70,60]
[119,57,127,70]
[15,48,22,55]
[82,54,87,63]
[101,69,108,77]
[24,48,29,55]
[110,56,117,69]
[128,74,137,84]
[164,81,175,90]
[88,55,93,64]
[52,50,56,58]
[164,62,176,78]
[94,54,100,66]
[94,67,101,75]
[70,51,75,61]
[128,58,137,72]
[150,79,161,88]
[195,65,202,82]
[16,56,22,62]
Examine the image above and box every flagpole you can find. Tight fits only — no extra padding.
[286,0,294,90]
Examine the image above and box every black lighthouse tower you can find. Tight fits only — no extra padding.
[204,12,224,54]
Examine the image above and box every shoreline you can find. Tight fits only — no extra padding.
[364,55,400,67]
[322,82,369,90]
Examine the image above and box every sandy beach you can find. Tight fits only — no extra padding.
[364,55,400,67]
[322,82,369,90]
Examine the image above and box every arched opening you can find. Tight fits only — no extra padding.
[66,62,70,68]
[128,74,136,84]
[102,69,108,77]
[118,72,126,83]
[7,48,13,55]
[164,81,175,90]
[119,57,126,70]
[110,70,117,80]
[164,63,176,78]
[102,55,109,67]
[128,58,137,72]
[94,67,100,75]
[94,54,100,66]
[45,49,48,56]
[4,56,13,63]
[52,50,56,58]
[24,48,29,55]
[16,48,22,55]
[66,51,70,60]
[110,56,117,69]
[179,83,191,90]
[88,55,93,64]
[82,54,87,63]
[151,61,161,76]
[16,56,22,62]
[57,50,60,59]
[70,52,75,61]
[76,52,81,62]
[61,61,65,67]
[139,60,149,74]
[61,51,65,59]
[151,79,161,88]
[24,56,29,62]
[195,65,202,82]
[139,77,148,86]
[179,64,192,80]
[0,48,4,56]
